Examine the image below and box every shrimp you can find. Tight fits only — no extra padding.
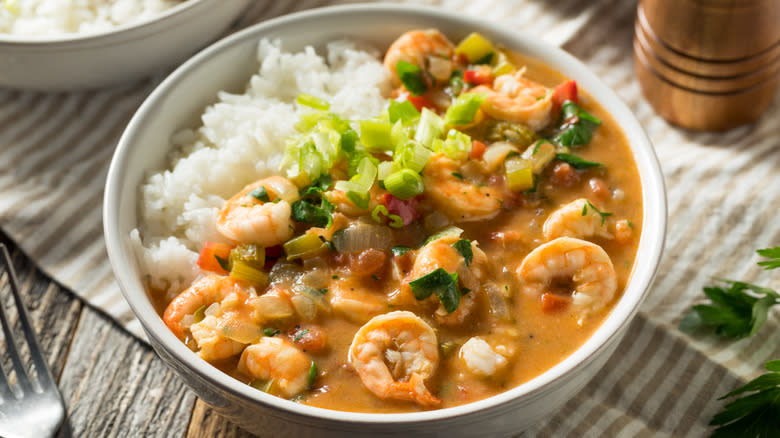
[543,198,613,241]
[422,154,503,223]
[403,234,488,326]
[348,311,440,406]
[239,336,313,398]
[163,274,250,340]
[384,29,455,85]
[329,278,388,324]
[458,337,508,377]
[472,69,553,131]
[216,176,299,247]
[189,314,247,361]
[516,237,617,321]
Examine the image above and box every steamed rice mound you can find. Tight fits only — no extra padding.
[132,39,392,300]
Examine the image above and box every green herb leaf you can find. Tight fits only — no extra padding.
[451,172,464,180]
[248,186,270,202]
[556,153,603,169]
[263,328,279,337]
[391,246,412,256]
[396,60,428,96]
[308,361,318,389]
[553,101,601,148]
[452,239,473,266]
[582,200,612,225]
[449,70,465,96]
[680,280,780,339]
[709,361,780,438]
[293,328,309,343]
[291,198,333,228]
[757,247,780,270]
[409,268,460,313]
[215,255,230,272]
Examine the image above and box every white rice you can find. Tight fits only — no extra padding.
[132,39,392,300]
[0,0,184,36]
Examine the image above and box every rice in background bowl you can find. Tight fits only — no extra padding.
[132,38,392,302]
[0,0,184,36]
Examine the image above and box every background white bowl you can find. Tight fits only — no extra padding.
[0,0,254,90]
[104,4,667,437]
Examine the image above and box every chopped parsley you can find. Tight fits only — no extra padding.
[308,361,318,389]
[214,255,230,272]
[263,328,279,337]
[452,239,473,266]
[391,246,412,256]
[556,153,603,170]
[757,247,780,270]
[409,268,460,313]
[396,60,428,96]
[552,101,601,147]
[582,200,612,225]
[248,186,270,202]
[451,172,465,180]
[293,328,309,343]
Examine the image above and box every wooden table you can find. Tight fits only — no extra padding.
[0,231,251,437]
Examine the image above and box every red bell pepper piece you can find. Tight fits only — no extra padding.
[463,68,493,85]
[196,242,234,274]
[552,79,578,111]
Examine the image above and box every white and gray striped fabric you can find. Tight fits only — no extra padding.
[1,0,778,435]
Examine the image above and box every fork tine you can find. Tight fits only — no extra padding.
[0,244,57,390]
[0,356,17,402]
[0,244,35,394]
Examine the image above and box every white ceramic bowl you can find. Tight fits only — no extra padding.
[0,0,253,90]
[104,4,667,437]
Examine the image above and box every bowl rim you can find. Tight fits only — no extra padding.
[0,0,212,45]
[105,2,667,425]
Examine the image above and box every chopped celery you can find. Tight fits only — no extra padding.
[521,140,557,173]
[296,94,330,111]
[283,232,327,260]
[414,108,444,149]
[505,156,535,191]
[360,119,393,151]
[384,169,425,200]
[388,99,420,123]
[377,161,397,180]
[395,140,433,174]
[230,260,270,287]
[444,93,485,126]
[229,244,265,270]
[455,32,495,64]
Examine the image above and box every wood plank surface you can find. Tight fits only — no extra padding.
[0,232,246,437]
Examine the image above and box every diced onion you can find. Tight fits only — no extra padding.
[482,141,519,172]
[221,319,263,344]
[427,56,454,82]
[292,284,331,315]
[423,211,451,234]
[484,282,510,321]
[491,51,516,76]
[377,161,397,180]
[291,295,317,321]
[332,223,393,253]
[522,141,557,174]
[252,294,294,320]
[414,108,444,149]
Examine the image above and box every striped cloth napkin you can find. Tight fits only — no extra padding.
[1,0,778,435]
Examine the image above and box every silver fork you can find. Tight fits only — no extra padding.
[0,244,65,438]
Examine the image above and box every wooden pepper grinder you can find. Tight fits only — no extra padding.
[634,0,780,131]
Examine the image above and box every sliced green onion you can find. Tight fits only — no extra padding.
[384,169,424,200]
[346,191,369,210]
[424,226,463,245]
[283,232,328,260]
[455,32,496,64]
[444,93,485,126]
[414,108,444,149]
[230,260,269,287]
[433,129,472,161]
[388,99,420,123]
[504,155,535,191]
[371,205,390,223]
[377,161,397,180]
[522,140,557,173]
[296,93,330,111]
[335,157,377,194]
[395,140,433,174]
[360,119,393,151]
[396,60,428,96]
[387,214,404,228]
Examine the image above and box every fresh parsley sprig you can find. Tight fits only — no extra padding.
[709,360,780,437]
[680,248,780,339]
[757,247,780,270]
